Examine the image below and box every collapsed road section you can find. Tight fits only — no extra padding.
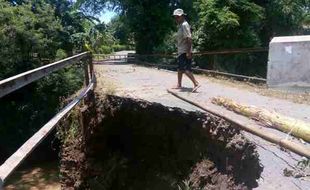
[59,93,262,189]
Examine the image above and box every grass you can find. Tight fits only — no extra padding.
[93,67,117,96]
[66,109,80,143]
[56,106,81,144]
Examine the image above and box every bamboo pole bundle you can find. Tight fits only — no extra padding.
[212,97,310,142]
[167,90,310,158]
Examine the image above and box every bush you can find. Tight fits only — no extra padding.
[98,45,113,54]
[55,49,68,61]
[112,44,127,52]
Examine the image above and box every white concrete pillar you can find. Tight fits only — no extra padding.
[268,35,310,92]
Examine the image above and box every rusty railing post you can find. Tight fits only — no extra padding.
[88,53,94,80]
[84,58,90,86]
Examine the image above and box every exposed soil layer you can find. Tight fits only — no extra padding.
[4,161,60,190]
[59,93,262,189]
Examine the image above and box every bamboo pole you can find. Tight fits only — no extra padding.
[212,97,310,142]
[167,90,310,158]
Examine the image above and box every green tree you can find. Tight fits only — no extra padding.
[0,0,84,158]
[194,0,264,50]
[192,0,309,76]
[254,0,310,44]
[76,0,185,53]
[119,0,176,53]
[108,15,132,45]
[0,0,63,79]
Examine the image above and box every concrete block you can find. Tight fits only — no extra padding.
[267,35,310,92]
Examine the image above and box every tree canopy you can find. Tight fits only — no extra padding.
[75,0,309,53]
[0,0,113,159]
[0,0,309,161]
[194,0,264,50]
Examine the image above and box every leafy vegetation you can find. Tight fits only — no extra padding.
[0,0,118,160]
[0,0,309,161]
[76,0,308,76]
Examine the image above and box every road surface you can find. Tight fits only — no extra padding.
[94,60,310,190]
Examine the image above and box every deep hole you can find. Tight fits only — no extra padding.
[60,94,262,189]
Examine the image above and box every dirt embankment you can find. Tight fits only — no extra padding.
[59,93,262,189]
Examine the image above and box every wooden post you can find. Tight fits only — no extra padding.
[88,54,94,80]
[84,60,89,86]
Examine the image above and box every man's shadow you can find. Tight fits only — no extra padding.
[179,87,198,93]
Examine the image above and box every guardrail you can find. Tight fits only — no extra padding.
[0,52,89,98]
[93,54,128,62]
[132,61,266,84]
[128,47,268,58]
[0,52,94,189]
[128,47,268,83]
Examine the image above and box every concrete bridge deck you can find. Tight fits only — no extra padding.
[94,62,310,190]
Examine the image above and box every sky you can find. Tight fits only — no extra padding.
[99,10,118,24]
[70,0,117,24]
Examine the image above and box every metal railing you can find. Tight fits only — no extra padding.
[130,47,268,83]
[93,54,129,63]
[0,52,95,189]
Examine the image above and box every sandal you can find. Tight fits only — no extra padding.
[192,84,201,92]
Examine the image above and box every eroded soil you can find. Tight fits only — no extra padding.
[4,162,60,190]
[59,93,262,189]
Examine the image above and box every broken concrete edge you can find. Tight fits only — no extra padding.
[98,94,262,187]
[167,89,310,158]
[59,92,262,189]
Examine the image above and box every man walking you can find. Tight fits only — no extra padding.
[173,8,200,92]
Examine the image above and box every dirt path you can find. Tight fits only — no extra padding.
[95,63,310,190]
[4,161,60,190]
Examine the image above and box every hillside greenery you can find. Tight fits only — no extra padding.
[0,0,309,160]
